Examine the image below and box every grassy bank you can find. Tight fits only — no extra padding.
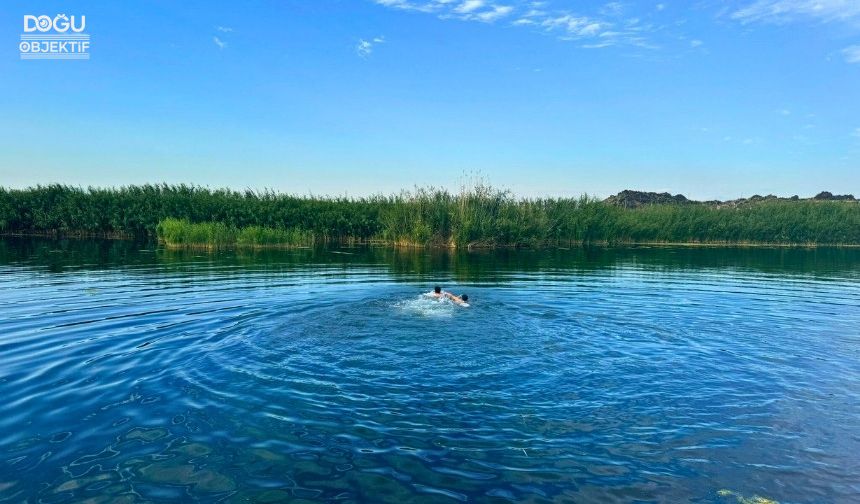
[2,184,859,248]
[156,218,316,249]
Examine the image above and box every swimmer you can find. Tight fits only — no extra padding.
[425,286,469,306]
[443,291,469,306]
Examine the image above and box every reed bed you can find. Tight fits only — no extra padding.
[1,184,857,248]
[155,218,315,249]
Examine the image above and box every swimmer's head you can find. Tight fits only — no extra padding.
[461,294,469,302]
[434,286,441,294]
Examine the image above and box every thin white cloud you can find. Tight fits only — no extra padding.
[542,15,603,36]
[843,45,860,63]
[356,36,385,58]
[455,0,485,13]
[375,0,514,23]
[511,6,545,25]
[730,3,860,65]
[476,5,514,22]
[534,7,663,48]
[215,26,233,32]
[600,2,624,17]
[213,36,226,50]
[656,3,666,11]
[372,0,665,48]
[356,40,373,57]
[852,127,860,138]
[690,39,703,47]
[373,0,439,13]
[732,0,860,24]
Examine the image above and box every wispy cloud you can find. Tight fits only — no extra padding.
[599,2,624,17]
[213,36,226,50]
[541,15,604,38]
[843,45,860,63]
[356,40,373,58]
[444,1,515,22]
[215,26,233,33]
[852,127,860,139]
[373,0,665,49]
[374,0,458,14]
[729,2,860,66]
[378,0,515,23]
[356,36,386,58]
[731,0,860,24]
[476,5,514,22]
[455,0,486,14]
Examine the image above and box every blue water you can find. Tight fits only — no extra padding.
[1,240,859,503]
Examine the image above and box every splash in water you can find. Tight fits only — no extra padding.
[394,294,460,318]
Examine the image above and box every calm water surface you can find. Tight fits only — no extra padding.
[1,239,859,503]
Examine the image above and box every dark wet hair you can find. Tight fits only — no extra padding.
[461,294,469,302]
[434,286,441,294]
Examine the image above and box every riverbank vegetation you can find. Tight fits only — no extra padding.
[1,184,858,248]
[156,218,315,249]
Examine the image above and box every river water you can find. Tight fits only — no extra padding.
[1,238,858,503]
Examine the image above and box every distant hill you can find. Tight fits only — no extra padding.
[604,190,857,209]
[604,190,690,208]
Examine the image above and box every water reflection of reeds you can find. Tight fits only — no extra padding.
[2,237,858,281]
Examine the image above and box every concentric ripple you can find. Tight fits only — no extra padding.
[1,241,859,503]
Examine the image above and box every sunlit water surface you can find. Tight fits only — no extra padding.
[1,239,859,503]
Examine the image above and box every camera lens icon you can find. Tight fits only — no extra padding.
[37,15,51,31]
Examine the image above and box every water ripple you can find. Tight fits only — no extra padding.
[0,244,859,502]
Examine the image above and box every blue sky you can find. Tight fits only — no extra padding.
[1,0,859,199]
